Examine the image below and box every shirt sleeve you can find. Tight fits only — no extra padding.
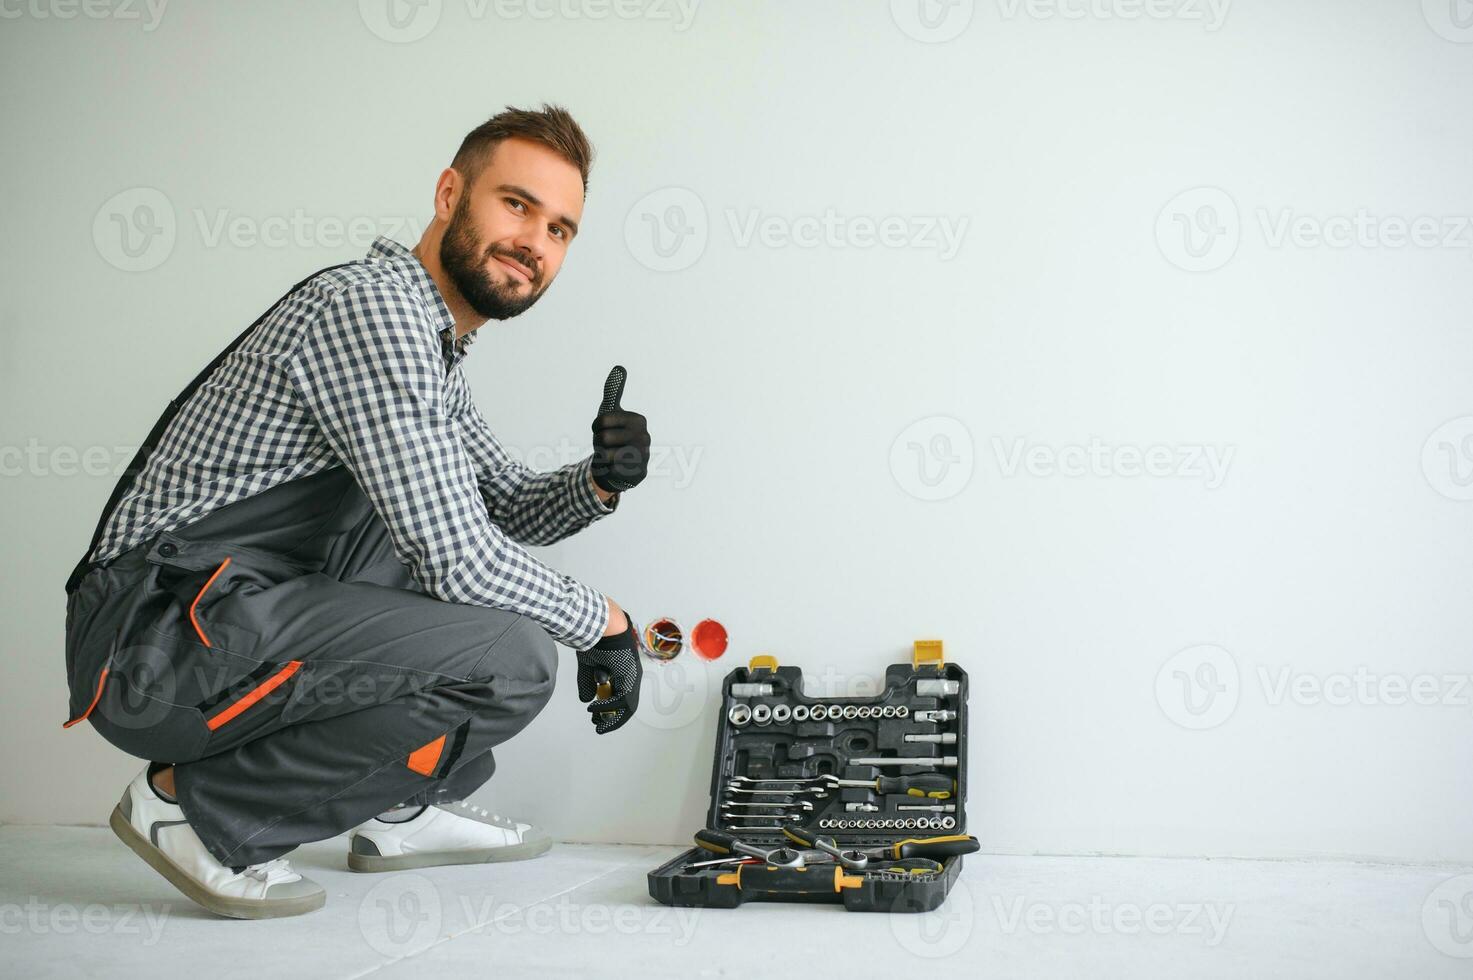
[283,278,609,649]
[448,379,617,546]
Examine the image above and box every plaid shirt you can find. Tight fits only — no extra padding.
[89,236,613,648]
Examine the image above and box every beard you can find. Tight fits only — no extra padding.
[440,193,546,320]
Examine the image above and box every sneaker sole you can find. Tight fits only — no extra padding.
[347,835,554,873]
[109,804,325,919]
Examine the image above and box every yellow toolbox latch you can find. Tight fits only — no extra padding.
[748,654,779,674]
[912,639,944,671]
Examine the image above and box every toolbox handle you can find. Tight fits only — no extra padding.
[747,654,779,674]
[911,640,945,671]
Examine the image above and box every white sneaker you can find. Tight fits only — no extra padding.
[348,800,553,872]
[108,767,325,919]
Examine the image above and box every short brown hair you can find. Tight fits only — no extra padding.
[451,103,595,197]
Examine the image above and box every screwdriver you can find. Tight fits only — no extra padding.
[832,773,956,799]
[869,834,979,861]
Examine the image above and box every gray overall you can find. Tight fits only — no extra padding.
[64,464,557,868]
[62,266,557,869]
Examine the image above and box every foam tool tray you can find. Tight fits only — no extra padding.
[647,640,973,913]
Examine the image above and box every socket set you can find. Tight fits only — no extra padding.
[647,641,971,913]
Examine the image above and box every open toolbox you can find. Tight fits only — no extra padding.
[647,640,971,913]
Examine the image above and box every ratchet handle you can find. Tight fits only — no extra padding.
[695,828,741,855]
[715,864,862,894]
[782,825,823,849]
[891,835,980,860]
[689,831,736,854]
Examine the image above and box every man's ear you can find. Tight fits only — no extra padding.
[433,168,462,221]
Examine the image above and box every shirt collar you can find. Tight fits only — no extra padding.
[367,236,478,366]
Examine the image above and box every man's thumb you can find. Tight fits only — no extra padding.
[599,365,626,414]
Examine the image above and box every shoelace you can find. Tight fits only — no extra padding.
[448,800,521,829]
[240,857,299,885]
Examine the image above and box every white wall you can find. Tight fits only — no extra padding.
[4,0,1471,864]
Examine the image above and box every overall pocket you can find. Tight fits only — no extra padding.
[142,531,300,656]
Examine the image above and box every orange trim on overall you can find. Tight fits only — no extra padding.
[407,734,447,776]
[190,556,232,648]
[204,660,302,731]
[62,668,110,729]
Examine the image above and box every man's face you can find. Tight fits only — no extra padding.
[440,137,584,320]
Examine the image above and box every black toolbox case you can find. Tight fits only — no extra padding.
[647,640,968,913]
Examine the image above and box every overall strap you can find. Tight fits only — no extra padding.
[64,262,360,595]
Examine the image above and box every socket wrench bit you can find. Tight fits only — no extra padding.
[846,756,957,768]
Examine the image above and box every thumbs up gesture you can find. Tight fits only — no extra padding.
[590,365,650,494]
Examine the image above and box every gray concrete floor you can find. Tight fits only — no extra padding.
[2,826,1469,978]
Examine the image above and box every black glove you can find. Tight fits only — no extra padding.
[576,612,643,734]
[591,365,650,494]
